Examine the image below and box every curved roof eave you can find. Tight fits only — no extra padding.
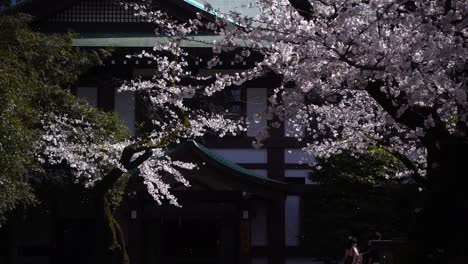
[171,140,305,199]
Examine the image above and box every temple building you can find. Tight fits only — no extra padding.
[0,1,324,264]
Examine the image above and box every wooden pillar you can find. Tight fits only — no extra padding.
[239,202,251,264]
[267,199,286,264]
[267,145,286,264]
[128,195,143,264]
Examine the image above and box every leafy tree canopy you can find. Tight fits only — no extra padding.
[311,146,407,187]
[303,147,418,259]
[0,13,122,224]
[1,12,243,264]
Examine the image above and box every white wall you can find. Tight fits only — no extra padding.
[246,88,267,137]
[76,87,98,107]
[210,149,267,164]
[285,195,301,246]
[284,149,315,164]
[285,170,315,184]
[114,89,135,133]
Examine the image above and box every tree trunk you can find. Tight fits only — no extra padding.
[409,135,468,263]
[95,195,129,264]
[92,147,152,264]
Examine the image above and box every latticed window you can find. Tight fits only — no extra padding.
[224,87,244,116]
[48,0,147,23]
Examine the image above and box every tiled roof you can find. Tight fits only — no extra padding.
[167,140,305,199]
[184,0,259,18]
[190,140,283,184]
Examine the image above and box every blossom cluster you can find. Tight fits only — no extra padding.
[36,113,125,188]
[199,0,467,180]
[36,1,245,204]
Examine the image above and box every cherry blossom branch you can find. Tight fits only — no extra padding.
[375,142,428,187]
[94,109,192,196]
[366,80,433,130]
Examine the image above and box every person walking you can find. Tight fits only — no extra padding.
[343,237,362,264]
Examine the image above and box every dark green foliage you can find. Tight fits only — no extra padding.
[0,13,132,263]
[302,186,417,258]
[311,146,407,186]
[0,14,106,87]
[0,15,41,224]
[0,14,126,224]
[302,148,418,259]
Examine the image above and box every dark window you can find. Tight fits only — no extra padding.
[223,87,244,117]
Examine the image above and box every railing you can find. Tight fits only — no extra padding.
[369,239,408,264]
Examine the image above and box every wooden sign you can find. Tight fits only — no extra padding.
[240,220,251,256]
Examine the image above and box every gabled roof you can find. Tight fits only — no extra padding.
[169,140,303,200]
[2,0,259,48]
[3,0,260,18]
[191,140,281,183]
[2,0,214,32]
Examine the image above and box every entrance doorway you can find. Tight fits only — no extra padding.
[160,219,221,264]
[140,199,239,264]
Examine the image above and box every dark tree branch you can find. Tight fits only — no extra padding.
[444,0,452,14]
[377,144,429,187]
[119,142,152,170]
[94,142,161,196]
[288,0,314,21]
[94,168,125,196]
[366,80,454,167]
[337,52,386,71]
[95,143,153,195]
[366,80,431,130]
[128,150,153,169]
[94,109,192,196]
[94,142,158,196]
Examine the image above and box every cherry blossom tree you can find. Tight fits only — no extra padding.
[35,0,466,262]
[32,4,244,263]
[197,0,467,262]
[36,109,240,263]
